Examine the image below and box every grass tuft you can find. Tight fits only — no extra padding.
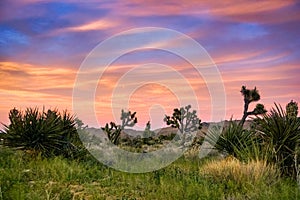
[200,156,279,186]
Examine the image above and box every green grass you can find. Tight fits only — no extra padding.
[0,147,299,200]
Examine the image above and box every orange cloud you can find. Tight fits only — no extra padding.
[64,19,119,32]
[207,1,294,16]
[0,62,75,90]
[0,61,77,125]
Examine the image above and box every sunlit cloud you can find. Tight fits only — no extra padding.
[63,19,119,32]
[0,62,75,90]
[0,0,299,128]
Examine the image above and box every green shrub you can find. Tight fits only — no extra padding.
[0,107,82,158]
[254,103,300,177]
[206,120,254,158]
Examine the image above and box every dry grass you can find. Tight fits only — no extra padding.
[199,156,279,186]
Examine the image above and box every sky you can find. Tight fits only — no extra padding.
[0,0,300,129]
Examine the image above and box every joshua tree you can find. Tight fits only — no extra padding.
[286,100,298,119]
[102,109,137,145]
[164,105,202,144]
[143,121,154,138]
[240,86,267,126]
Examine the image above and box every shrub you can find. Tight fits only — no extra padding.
[0,107,81,158]
[206,120,254,158]
[254,103,300,177]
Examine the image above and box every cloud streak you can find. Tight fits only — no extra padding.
[0,1,299,127]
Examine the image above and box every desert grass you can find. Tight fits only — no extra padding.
[200,156,279,186]
[0,147,299,200]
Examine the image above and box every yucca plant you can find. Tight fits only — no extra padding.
[206,120,254,158]
[0,107,81,158]
[233,136,272,163]
[254,103,300,177]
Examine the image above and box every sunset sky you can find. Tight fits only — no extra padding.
[1,0,300,129]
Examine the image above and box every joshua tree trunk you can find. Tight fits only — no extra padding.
[239,86,266,127]
[240,99,249,127]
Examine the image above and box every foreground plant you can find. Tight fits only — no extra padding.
[254,103,300,177]
[200,156,279,186]
[206,120,254,158]
[0,107,80,158]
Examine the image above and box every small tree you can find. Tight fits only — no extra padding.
[102,109,137,145]
[164,105,202,144]
[240,86,267,126]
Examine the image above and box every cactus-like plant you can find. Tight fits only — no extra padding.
[164,105,202,146]
[164,105,202,134]
[143,121,155,138]
[0,107,80,158]
[102,109,137,145]
[254,103,300,177]
[240,86,267,126]
[286,100,298,119]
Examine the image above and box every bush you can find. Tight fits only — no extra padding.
[0,107,82,158]
[254,103,300,177]
[206,120,254,158]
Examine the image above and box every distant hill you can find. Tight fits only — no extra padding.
[83,120,254,140]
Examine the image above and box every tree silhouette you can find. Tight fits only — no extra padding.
[102,109,137,145]
[164,105,202,145]
[240,86,267,126]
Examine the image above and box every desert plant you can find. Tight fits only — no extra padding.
[0,108,80,158]
[200,156,279,186]
[254,103,300,177]
[164,105,202,134]
[143,121,155,138]
[240,86,267,126]
[164,105,202,146]
[286,100,298,118]
[206,120,254,158]
[102,109,137,145]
